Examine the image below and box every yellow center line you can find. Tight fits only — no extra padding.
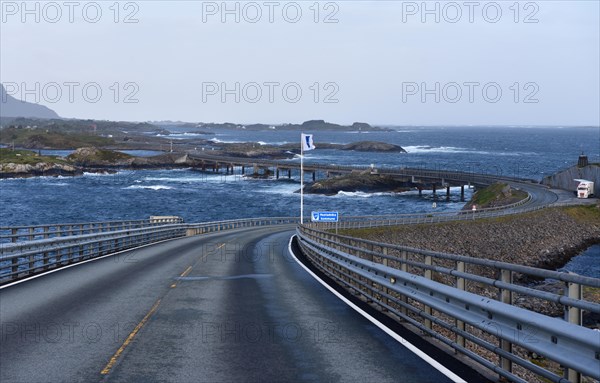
[171,265,194,288]
[100,299,162,375]
[180,266,193,278]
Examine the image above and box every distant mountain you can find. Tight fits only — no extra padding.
[0,83,60,119]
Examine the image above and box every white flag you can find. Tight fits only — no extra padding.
[301,134,315,151]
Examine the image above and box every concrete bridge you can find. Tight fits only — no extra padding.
[1,164,597,383]
[187,152,555,203]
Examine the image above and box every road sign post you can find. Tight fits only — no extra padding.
[311,211,339,234]
[311,211,339,222]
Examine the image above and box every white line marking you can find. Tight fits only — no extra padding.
[288,235,467,383]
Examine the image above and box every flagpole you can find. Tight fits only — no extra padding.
[300,133,304,224]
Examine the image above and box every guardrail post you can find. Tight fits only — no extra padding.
[28,254,35,275]
[565,276,583,383]
[11,256,18,278]
[399,251,408,317]
[29,227,35,241]
[382,247,389,311]
[499,268,513,374]
[424,255,433,331]
[456,261,466,352]
[11,228,17,243]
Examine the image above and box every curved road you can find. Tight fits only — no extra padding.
[1,226,468,383]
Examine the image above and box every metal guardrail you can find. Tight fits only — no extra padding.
[185,217,300,235]
[0,224,187,283]
[296,225,600,383]
[0,216,299,284]
[311,200,586,231]
[0,216,184,244]
[309,195,534,229]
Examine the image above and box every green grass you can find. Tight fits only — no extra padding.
[0,148,67,165]
[471,183,506,205]
[338,205,600,239]
[469,182,528,208]
[562,204,600,223]
[67,148,132,164]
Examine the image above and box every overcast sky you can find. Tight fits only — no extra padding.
[1,1,598,126]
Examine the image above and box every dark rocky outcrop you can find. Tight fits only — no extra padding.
[68,147,197,169]
[303,170,410,195]
[280,141,406,153]
[341,141,406,152]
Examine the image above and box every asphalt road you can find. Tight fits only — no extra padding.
[1,226,457,383]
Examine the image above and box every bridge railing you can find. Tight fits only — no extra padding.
[0,216,184,244]
[0,224,188,283]
[185,217,300,235]
[0,216,299,285]
[296,225,600,383]
[188,152,537,184]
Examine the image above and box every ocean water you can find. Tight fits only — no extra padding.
[1,126,598,227]
[559,244,600,278]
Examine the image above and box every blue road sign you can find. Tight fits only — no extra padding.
[311,211,339,222]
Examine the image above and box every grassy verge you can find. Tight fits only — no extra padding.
[562,204,600,223]
[339,205,599,238]
[67,148,132,163]
[468,182,529,208]
[0,148,67,165]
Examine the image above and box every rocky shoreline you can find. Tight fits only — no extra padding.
[0,140,407,179]
[0,148,199,178]
[0,162,83,178]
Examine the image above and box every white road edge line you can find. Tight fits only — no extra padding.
[0,236,185,290]
[288,235,467,383]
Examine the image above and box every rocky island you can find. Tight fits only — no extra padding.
[303,170,411,195]
[0,149,81,178]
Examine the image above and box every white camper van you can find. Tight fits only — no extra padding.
[574,179,595,198]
